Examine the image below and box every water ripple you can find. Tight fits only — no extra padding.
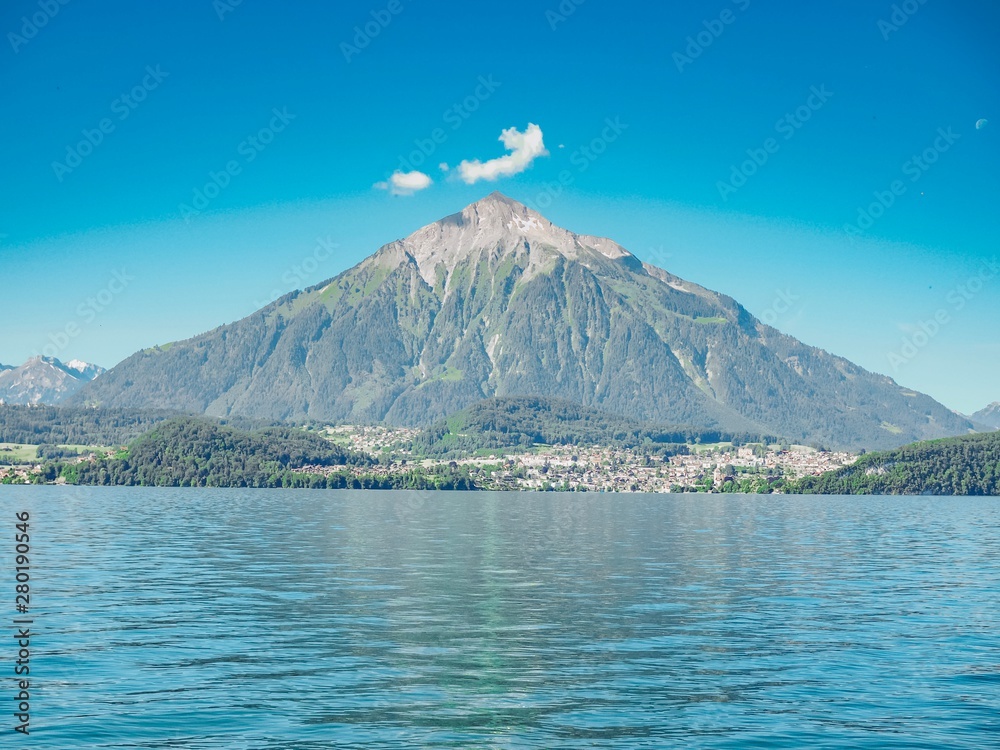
[1,488,997,748]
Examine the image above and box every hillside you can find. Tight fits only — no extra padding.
[413,396,781,457]
[42,417,476,490]
[64,417,365,486]
[788,431,1000,495]
[73,193,974,451]
[0,404,183,446]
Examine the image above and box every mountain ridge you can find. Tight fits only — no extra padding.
[971,402,1000,430]
[399,191,633,286]
[0,356,105,405]
[73,193,975,451]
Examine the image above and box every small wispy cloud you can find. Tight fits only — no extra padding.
[458,123,548,184]
[374,170,433,196]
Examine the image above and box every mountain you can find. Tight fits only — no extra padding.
[63,358,105,381]
[0,356,106,405]
[0,363,12,372]
[74,192,975,451]
[788,431,1000,495]
[971,403,1000,430]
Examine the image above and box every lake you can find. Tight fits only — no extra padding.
[1,488,997,748]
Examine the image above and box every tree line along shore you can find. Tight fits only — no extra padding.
[2,406,997,495]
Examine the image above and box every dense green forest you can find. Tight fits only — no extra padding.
[412,397,783,457]
[41,417,477,490]
[786,431,1000,495]
[0,404,184,446]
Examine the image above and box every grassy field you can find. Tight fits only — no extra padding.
[0,443,109,466]
[0,444,38,465]
[688,441,735,455]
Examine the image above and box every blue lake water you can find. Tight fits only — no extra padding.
[1,488,998,748]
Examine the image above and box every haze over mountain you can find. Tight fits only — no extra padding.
[75,193,974,451]
[0,356,105,405]
[971,403,1000,430]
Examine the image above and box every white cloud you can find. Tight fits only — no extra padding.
[458,123,548,184]
[374,170,433,196]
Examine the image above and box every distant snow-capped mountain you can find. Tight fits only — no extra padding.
[0,356,106,405]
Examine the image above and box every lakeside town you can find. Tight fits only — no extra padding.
[317,425,858,493]
[2,426,857,492]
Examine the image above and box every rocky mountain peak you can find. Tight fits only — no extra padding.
[971,402,1000,429]
[64,358,105,381]
[398,192,632,287]
[0,356,105,405]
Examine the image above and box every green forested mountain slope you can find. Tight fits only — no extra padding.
[413,396,781,456]
[0,404,181,445]
[47,417,475,490]
[66,417,364,487]
[789,431,1000,495]
[73,193,974,451]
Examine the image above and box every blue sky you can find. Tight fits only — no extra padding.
[1,0,997,414]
